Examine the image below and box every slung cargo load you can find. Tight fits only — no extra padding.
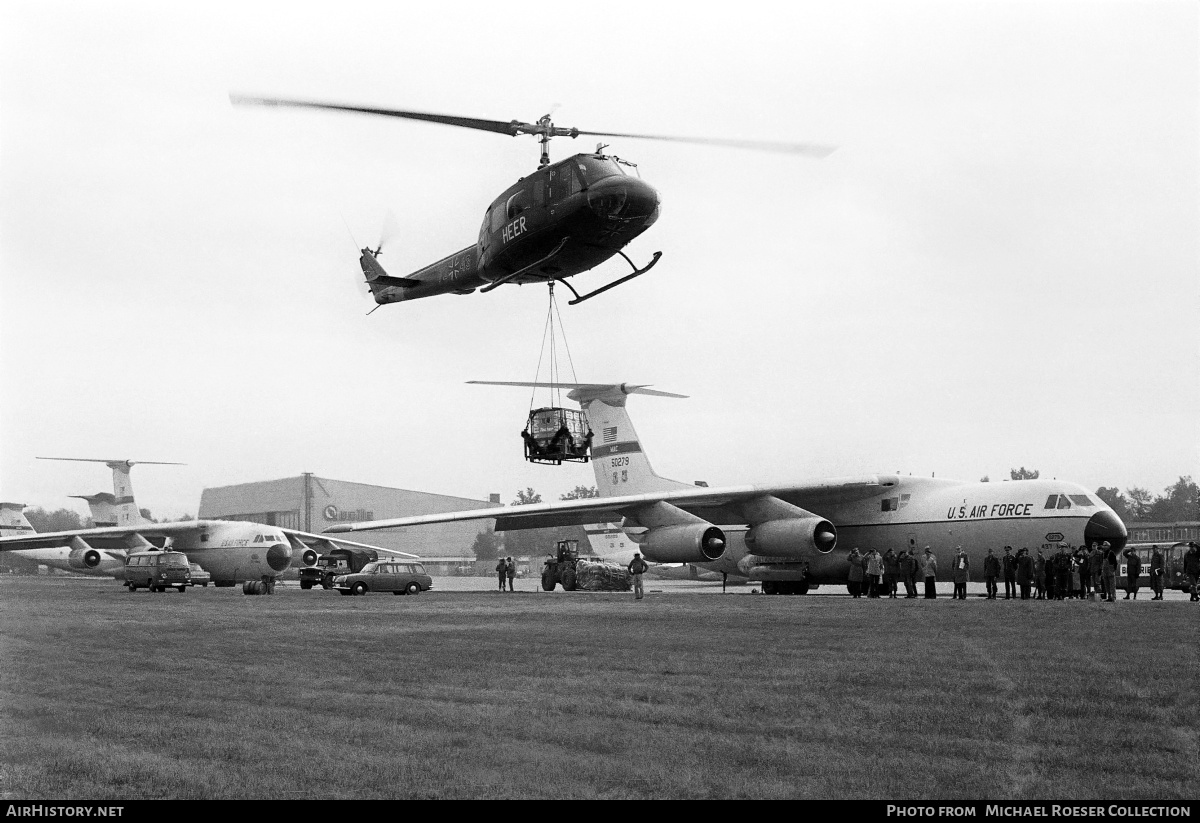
[522,407,593,465]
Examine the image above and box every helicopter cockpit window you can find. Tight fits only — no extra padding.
[489,204,505,232]
[506,189,530,220]
[575,156,624,187]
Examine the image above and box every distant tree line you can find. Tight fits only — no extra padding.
[1095,476,1198,523]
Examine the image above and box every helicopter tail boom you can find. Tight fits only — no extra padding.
[358,245,484,306]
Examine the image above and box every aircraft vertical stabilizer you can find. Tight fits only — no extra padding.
[0,503,35,535]
[37,458,183,527]
[565,384,695,497]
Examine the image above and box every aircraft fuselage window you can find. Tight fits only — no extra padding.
[548,163,581,202]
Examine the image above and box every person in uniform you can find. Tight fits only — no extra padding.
[1184,542,1200,602]
[1149,545,1165,600]
[921,547,938,599]
[846,548,864,598]
[1034,550,1047,600]
[1073,546,1091,598]
[505,556,516,592]
[983,548,1001,600]
[883,548,900,598]
[1001,546,1018,600]
[1102,541,1119,602]
[1122,548,1142,600]
[899,550,918,598]
[865,548,884,598]
[1088,542,1106,600]
[628,552,649,600]
[495,557,508,592]
[1054,547,1072,600]
[1016,548,1034,600]
[951,547,969,600]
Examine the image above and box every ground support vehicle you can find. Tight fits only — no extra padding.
[541,539,631,591]
[332,561,433,596]
[299,548,378,590]
[122,550,191,592]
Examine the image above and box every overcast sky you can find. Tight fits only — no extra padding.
[2,0,1196,520]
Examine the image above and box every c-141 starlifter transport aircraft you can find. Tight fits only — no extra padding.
[0,458,415,591]
[326,383,1128,594]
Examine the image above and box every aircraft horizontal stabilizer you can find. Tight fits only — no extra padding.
[466,381,687,401]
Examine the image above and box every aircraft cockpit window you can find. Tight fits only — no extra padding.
[506,189,530,219]
[253,534,262,543]
[576,156,623,186]
[1069,495,1094,507]
[1056,495,1072,509]
[489,205,504,232]
[1044,495,1059,509]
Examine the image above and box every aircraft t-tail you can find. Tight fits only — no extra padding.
[0,458,417,592]
[326,383,1128,594]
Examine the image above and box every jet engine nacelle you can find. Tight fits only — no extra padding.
[643,524,727,563]
[68,547,103,570]
[301,548,318,567]
[743,517,837,558]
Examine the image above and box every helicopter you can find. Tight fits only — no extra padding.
[231,96,834,308]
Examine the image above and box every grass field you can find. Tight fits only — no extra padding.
[0,576,1196,800]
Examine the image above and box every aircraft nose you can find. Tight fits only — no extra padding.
[1084,509,1127,551]
[587,176,659,221]
[266,542,292,572]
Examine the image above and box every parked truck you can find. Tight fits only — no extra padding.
[299,548,378,590]
[541,539,631,592]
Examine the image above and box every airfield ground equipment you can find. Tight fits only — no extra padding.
[541,539,631,592]
[231,94,833,309]
[121,550,191,593]
[299,548,379,590]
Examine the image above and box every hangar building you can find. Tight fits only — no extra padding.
[198,473,500,562]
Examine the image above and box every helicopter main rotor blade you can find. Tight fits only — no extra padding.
[231,94,834,156]
[230,94,530,136]
[573,129,836,158]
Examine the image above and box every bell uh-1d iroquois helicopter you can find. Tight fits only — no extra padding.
[230,95,835,308]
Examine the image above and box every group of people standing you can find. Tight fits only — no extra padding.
[494,556,516,591]
[845,547,941,599]
[846,541,1191,601]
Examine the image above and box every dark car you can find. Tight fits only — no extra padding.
[187,563,212,587]
[332,561,433,596]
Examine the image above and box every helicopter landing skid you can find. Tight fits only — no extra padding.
[479,237,571,294]
[562,250,662,305]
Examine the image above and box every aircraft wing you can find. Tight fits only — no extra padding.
[279,529,421,560]
[325,475,893,534]
[0,520,213,552]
